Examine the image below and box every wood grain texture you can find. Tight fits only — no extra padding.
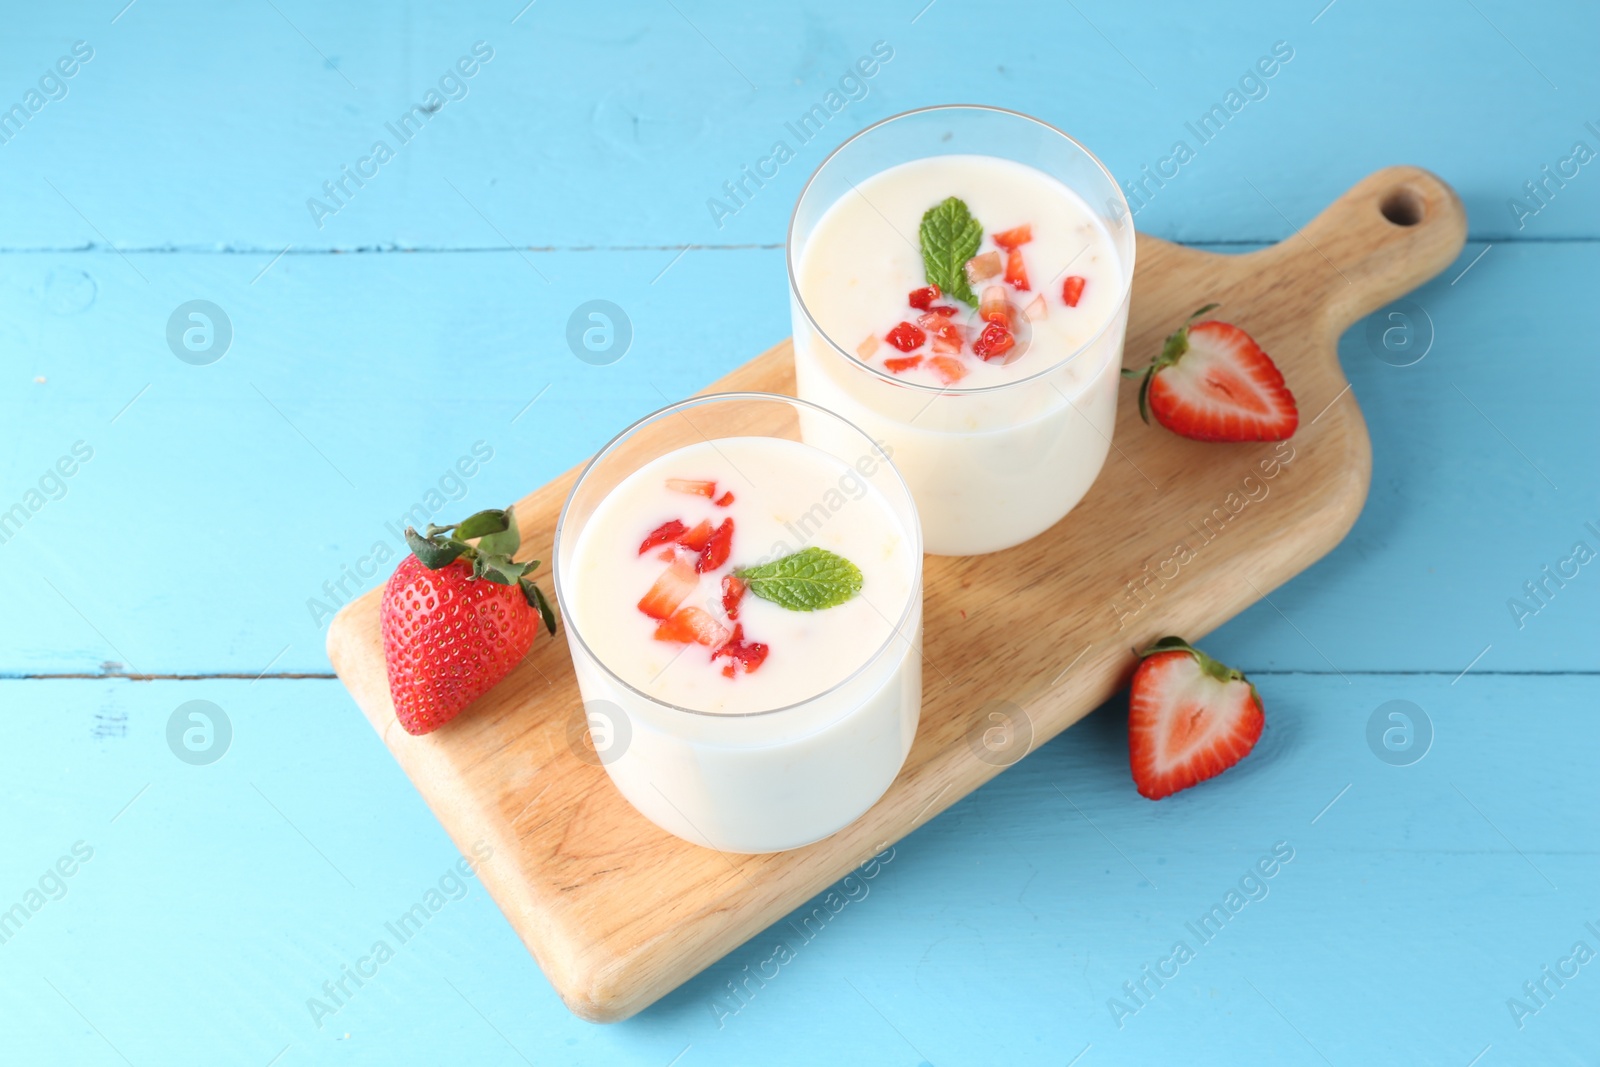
[326,166,1466,1021]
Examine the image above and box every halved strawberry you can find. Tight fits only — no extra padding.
[1062,275,1086,307]
[1003,248,1030,291]
[1127,636,1264,799]
[696,518,733,573]
[885,321,926,353]
[928,355,968,385]
[884,355,924,374]
[714,623,769,677]
[721,574,746,619]
[1134,307,1298,442]
[639,519,687,556]
[992,224,1032,251]
[637,557,698,620]
[908,285,941,310]
[714,490,735,507]
[667,478,716,498]
[678,519,714,552]
[654,606,730,648]
[972,321,1015,363]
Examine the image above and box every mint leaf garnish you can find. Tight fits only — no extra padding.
[734,547,863,612]
[919,196,983,306]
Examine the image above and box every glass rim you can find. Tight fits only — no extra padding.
[785,103,1136,396]
[552,390,924,721]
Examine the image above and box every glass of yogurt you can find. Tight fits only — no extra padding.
[553,392,922,853]
[789,105,1135,556]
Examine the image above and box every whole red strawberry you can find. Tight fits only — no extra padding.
[380,506,556,736]
[1127,636,1264,799]
[1131,304,1298,442]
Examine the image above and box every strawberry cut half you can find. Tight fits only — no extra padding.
[1003,248,1030,291]
[885,321,926,353]
[638,519,687,555]
[1127,636,1265,800]
[638,557,698,620]
[908,285,940,310]
[1062,275,1086,307]
[721,574,746,619]
[667,478,716,498]
[714,623,769,677]
[1135,308,1299,442]
[696,518,734,573]
[884,355,924,374]
[654,606,730,648]
[992,224,1032,251]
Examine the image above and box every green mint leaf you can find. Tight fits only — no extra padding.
[919,196,983,306]
[734,547,863,612]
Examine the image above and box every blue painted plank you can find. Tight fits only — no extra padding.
[1,673,1593,1064]
[0,0,1594,251]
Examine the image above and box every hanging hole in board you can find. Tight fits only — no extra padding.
[1379,187,1425,226]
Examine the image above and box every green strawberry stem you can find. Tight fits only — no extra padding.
[404,505,557,635]
[1133,303,1222,424]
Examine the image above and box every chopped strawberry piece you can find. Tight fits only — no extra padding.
[884,355,924,374]
[928,355,968,385]
[657,547,676,561]
[678,519,714,551]
[654,606,730,648]
[721,574,746,619]
[1062,275,1086,307]
[714,623,769,677]
[666,478,716,498]
[639,519,687,555]
[856,334,880,360]
[965,251,1001,284]
[926,304,959,317]
[908,285,941,310]
[972,321,1016,362]
[714,490,735,507]
[884,321,926,353]
[979,285,1012,326]
[696,518,734,573]
[919,312,966,355]
[1022,294,1048,322]
[992,224,1033,251]
[1003,248,1030,291]
[637,557,698,620]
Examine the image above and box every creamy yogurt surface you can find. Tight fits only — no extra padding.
[564,436,916,715]
[796,153,1123,390]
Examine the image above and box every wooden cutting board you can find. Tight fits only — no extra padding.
[327,166,1466,1022]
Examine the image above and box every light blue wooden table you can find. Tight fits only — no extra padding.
[2,2,1595,1063]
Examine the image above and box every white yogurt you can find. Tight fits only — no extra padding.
[558,434,922,853]
[792,153,1133,556]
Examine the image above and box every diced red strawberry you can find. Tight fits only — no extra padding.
[637,557,698,620]
[654,606,730,648]
[1138,315,1299,442]
[678,519,713,551]
[972,321,1016,363]
[965,251,1001,284]
[639,519,687,555]
[979,285,1011,326]
[1003,248,1030,291]
[696,518,734,573]
[1022,295,1048,322]
[992,224,1033,251]
[885,321,926,353]
[1062,275,1086,307]
[928,355,968,385]
[667,478,716,498]
[884,355,924,374]
[714,490,735,507]
[919,312,965,354]
[1128,637,1264,799]
[721,574,746,619]
[908,285,940,310]
[857,334,880,360]
[714,623,769,677]
[926,304,959,317]
[657,547,676,561]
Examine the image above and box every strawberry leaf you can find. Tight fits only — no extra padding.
[734,547,862,611]
[521,577,558,635]
[405,527,466,569]
[919,197,983,307]
[455,508,512,541]
[475,504,520,556]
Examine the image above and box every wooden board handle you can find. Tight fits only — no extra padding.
[1256,165,1467,333]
